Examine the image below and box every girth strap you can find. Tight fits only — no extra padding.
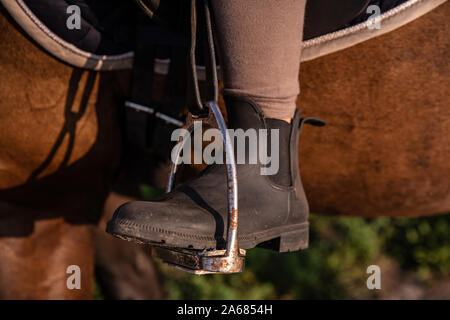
[125,10,188,159]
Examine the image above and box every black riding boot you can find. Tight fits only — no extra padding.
[107,95,321,252]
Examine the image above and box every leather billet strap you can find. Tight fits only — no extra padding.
[188,0,219,116]
[126,8,188,158]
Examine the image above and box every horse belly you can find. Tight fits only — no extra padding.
[298,4,450,217]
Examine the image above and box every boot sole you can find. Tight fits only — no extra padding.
[106,218,308,253]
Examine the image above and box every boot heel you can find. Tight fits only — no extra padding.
[279,228,309,253]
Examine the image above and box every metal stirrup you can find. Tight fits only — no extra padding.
[152,0,245,274]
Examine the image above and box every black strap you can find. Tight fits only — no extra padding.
[298,117,326,137]
[126,17,157,148]
[147,44,189,159]
[126,1,218,155]
[187,0,218,116]
[126,9,187,156]
[202,0,219,104]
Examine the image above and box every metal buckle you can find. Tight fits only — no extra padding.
[151,101,246,274]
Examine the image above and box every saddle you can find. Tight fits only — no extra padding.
[2,0,441,192]
[5,0,431,71]
[1,0,415,148]
[4,0,412,56]
[142,0,376,40]
[1,0,444,273]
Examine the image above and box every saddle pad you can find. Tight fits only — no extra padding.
[301,0,447,62]
[1,0,446,70]
[20,0,137,55]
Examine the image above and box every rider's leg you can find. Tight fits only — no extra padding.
[107,0,313,251]
[211,0,306,121]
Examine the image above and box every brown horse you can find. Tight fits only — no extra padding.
[298,2,450,217]
[0,9,165,299]
[0,2,448,299]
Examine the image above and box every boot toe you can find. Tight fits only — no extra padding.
[106,200,224,249]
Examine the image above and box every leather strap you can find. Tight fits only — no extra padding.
[187,0,218,116]
[126,11,187,159]
[298,117,326,136]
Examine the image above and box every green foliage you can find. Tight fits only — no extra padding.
[159,213,450,299]
[139,184,450,299]
[382,214,450,279]
[94,281,105,300]
[139,184,164,200]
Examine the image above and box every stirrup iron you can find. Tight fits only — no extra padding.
[151,0,245,274]
[152,101,246,274]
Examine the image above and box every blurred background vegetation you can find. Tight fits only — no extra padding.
[98,185,449,300]
[157,213,450,299]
